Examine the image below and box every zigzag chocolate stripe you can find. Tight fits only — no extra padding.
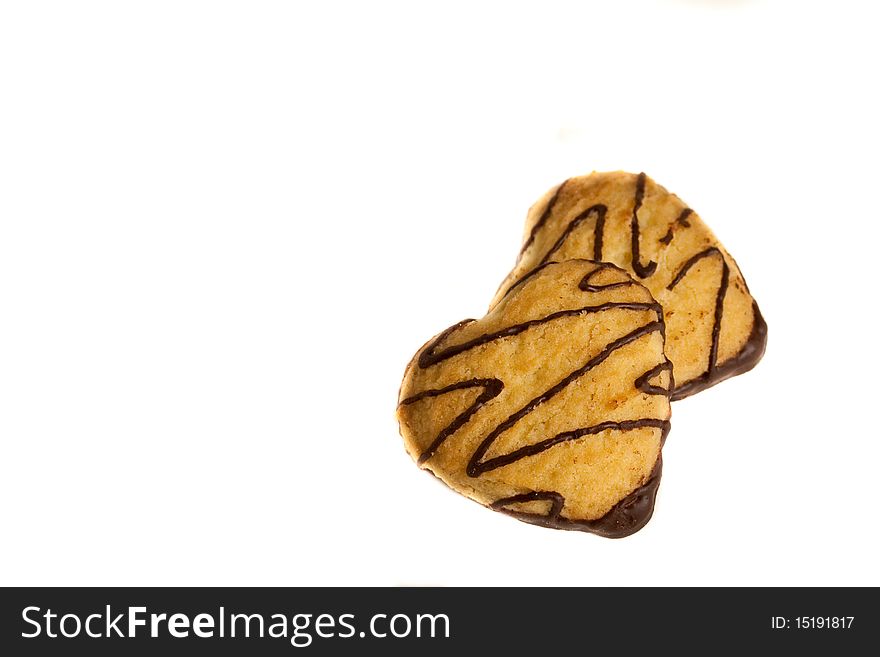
[490,454,665,538]
[400,270,670,537]
[539,204,606,265]
[402,303,666,474]
[518,179,569,259]
[418,301,661,369]
[635,360,674,396]
[667,247,729,381]
[498,261,637,305]
[400,378,504,465]
[521,174,763,399]
[466,319,665,477]
[578,262,640,293]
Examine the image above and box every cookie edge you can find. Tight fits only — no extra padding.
[670,301,767,401]
[491,451,665,539]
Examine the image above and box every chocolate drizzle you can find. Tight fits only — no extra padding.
[630,172,658,278]
[540,204,606,264]
[579,262,637,292]
[399,267,670,538]
[659,208,694,245]
[491,453,665,539]
[492,491,564,518]
[466,318,664,476]
[510,172,766,398]
[499,260,633,304]
[519,180,569,259]
[667,247,729,385]
[670,301,767,401]
[400,378,503,464]
[418,301,661,369]
[473,417,668,476]
[635,360,674,396]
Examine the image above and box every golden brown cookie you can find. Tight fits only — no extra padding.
[491,171,767,399]
[397,260,671,537]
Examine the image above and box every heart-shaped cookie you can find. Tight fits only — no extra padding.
[491,172,767,399]
[397,260,671,537]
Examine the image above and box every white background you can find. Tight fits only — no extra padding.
[1,0,878,586]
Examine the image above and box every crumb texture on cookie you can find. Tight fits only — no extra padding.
[397,260,671,537]
[494,172,767,399]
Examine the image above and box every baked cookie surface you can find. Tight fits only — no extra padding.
[397,260,671,537]
[491,172,767,400]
